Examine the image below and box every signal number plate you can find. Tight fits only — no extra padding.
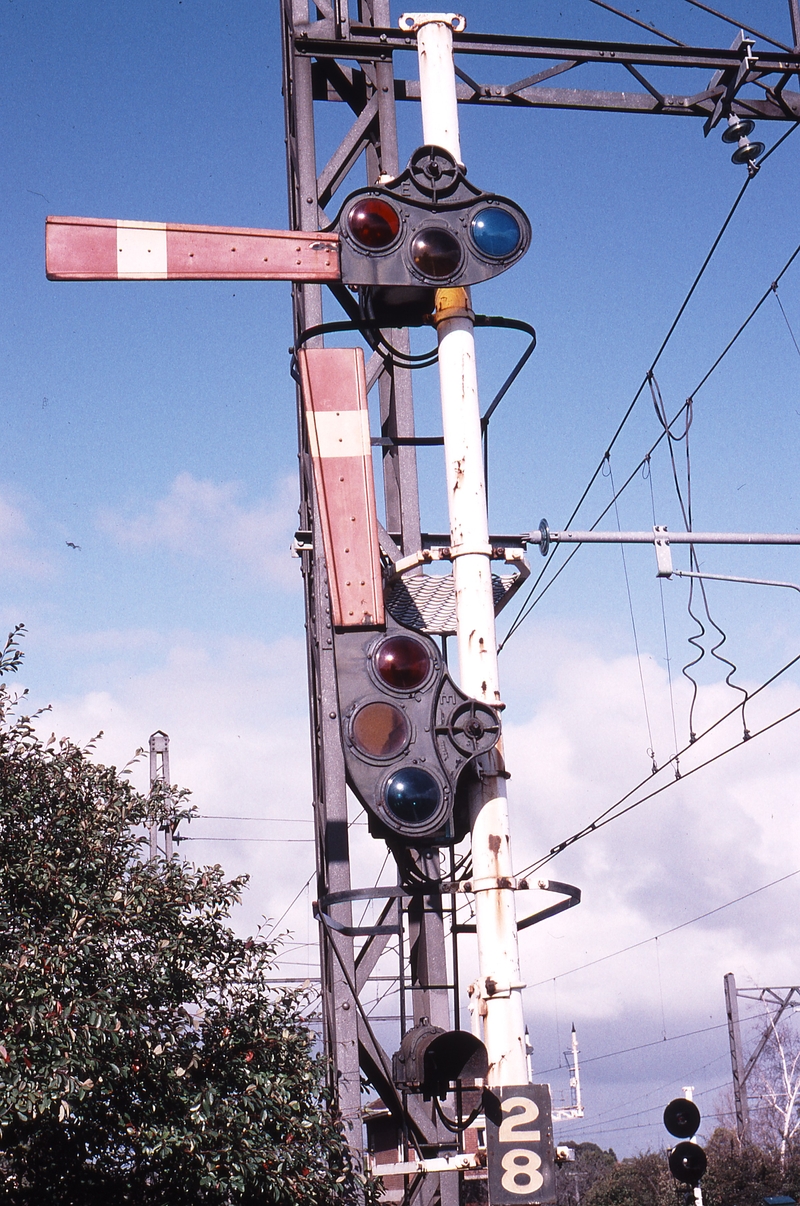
[486,1085,555,1204]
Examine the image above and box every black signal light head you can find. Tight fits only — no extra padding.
[664,1098,700,1139]
[668,1141,707,1186]
[333,618,501,846]
[333,144,530,293]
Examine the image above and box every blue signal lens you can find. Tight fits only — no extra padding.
[384,768,441,826]
[470,208,521,258]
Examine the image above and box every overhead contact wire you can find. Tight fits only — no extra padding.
[501,174,754,648]
[647,459,681,765]
[502,228,800,648]
[526,696,800,876]
[518,646,800,876]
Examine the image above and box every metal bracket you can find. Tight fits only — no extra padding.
[316,875,580,936]
[398,13,467,33]
[654,525,673,577]
[371,1152,481,1176]
[454,877,581,934]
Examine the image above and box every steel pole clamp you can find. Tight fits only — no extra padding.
[398,13,467,32]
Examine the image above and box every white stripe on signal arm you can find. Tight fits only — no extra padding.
[117,221,168,279]
[305,409,371,458]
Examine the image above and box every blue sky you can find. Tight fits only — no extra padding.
[4,0,800,1158]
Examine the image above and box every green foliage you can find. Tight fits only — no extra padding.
[701,1127,783,1206]
[555,1142,618,1206]
[582,1151,673,1206]
[565,1130,800,1206]
[0,632,368,1205]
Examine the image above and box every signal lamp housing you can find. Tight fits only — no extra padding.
[393,1022,489,1100]
[668,1141,707,1186]
[332,617,502,845]
[332,145,530,297]
[663,1097,700,1139]
[664,1098,706,1188]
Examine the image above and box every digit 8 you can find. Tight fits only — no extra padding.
[501,1149,544,1194]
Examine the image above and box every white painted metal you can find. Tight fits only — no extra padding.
[405,13,529,1088]
[117,221,168,279]
[654,525,674,577]
[370,1153,480,1176]
[399,13,465,164]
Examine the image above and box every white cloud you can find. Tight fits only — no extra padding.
[34,630,318,949]
[493,624,800,1145]
[98,472,299,587]
[0,488,53,579]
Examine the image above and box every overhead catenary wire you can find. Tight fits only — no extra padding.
[559,1052,731,1135]
[528,866,800,989]
[606,457,658,770]
[500,170,754,650]
[520,692,800,878]
[647,458,681,764]
[500,224,800,648]
[772,281,800,359]
[585,0,686,45]
[516,641,800,879]
[539,1010,774,1082]
[678,0,795,53]
[648,371,747,739]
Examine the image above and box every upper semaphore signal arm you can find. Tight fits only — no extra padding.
[45,216,341,282]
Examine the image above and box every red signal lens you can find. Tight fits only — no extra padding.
[375,636,432,692]
[347,198,401,249]
[351,702,410,759]
[409,227,462,279]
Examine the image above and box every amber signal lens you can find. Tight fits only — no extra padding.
[375,636,432,692]
[351,702,410,760]
[347,198,401,248]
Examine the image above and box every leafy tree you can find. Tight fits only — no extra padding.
[555,1141,618,1206]
[582,1151,673,1206]
[0,627,369,1205]
[701,1126,782,1206]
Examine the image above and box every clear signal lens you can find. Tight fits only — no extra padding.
[410,227,462,279]
[347,198,401,248]
[351,702,410,760]
[375,636,432,691]
[470,207,521,258]
[384,768,441,825]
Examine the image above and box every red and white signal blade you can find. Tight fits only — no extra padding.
[299,347,385,630]
[46,216,341,282]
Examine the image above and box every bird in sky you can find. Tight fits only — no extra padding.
[65,541,81,551]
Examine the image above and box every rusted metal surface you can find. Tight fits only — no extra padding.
[299,347,385,630]
[45,215,340,282]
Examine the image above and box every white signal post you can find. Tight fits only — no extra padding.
[400,11,529,1087]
